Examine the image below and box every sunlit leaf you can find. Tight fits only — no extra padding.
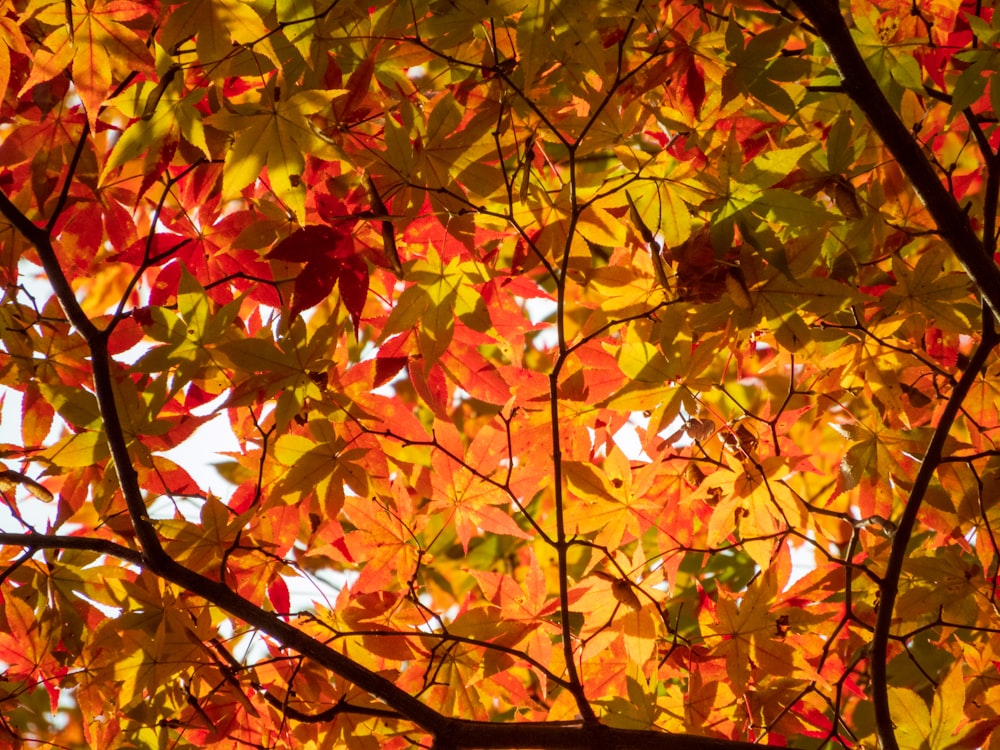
[4,1,1000,747]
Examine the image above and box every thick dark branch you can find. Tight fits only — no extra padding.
[0,522,448,732]
[787,5,1000,748]
[792,0,1000,319]
[307,624,571,689]
[0,189,449,732]
[0,191,172,569]
[439,721,764,750]
[0,192,100,340]
[0,533,144,564]
[0,531,767,749]
[261,693,401,724]
[87,388,456,731]
[0,185,779,748]
[207,637,403,723]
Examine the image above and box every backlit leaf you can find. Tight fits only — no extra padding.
[5,1,1000,747]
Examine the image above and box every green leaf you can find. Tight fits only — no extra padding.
[617,326,673,383]
[211,89,342,222]
[40,431,108,468]
[740,144,816,191]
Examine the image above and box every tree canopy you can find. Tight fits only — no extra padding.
[1,0,999,748]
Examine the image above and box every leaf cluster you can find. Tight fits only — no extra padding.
[1,1,1000,749]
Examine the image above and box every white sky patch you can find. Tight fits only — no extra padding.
[159,403,241,498]
[453,385,471,408]
[525,296,558,350]
[615,411,653,462]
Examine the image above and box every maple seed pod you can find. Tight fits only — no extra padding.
[140,64,180,120]
[517,133,536,202]
[363,172,403,277]
[775,614,790,637]
[612,579,642,611]
[684,417,715,442]
[625,190,670,289]
[705,486,723,507]
[0,469,53,502]
[735,423,758,453]
[855,515,898,538]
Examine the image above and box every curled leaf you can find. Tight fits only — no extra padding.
[612,578,642,611]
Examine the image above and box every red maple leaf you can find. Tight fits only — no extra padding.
[268,224,369,331]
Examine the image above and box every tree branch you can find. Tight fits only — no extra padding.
[0,187,449,732]
[0,186,774,750]
[867,314,1000,750]
[0,533,144,564]
[0,535,766,749]
[792,0,1000,319]
[0,192,99,341]
[788,4,1000,747]
[438,720,765,750]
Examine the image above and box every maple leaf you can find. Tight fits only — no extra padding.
[342,493,423,595]
[160,0,274,70]
[7,1,1000,747]
[268,224,369,330]
[469,551,562,670]
[881,246,977,332]
[209,89,344,222]
[0,3,29,104]
[103,73,211,187]
[700,568,813,694]
[427,445,532,553]
[18,0,155,130]
[891,663,1000,750]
